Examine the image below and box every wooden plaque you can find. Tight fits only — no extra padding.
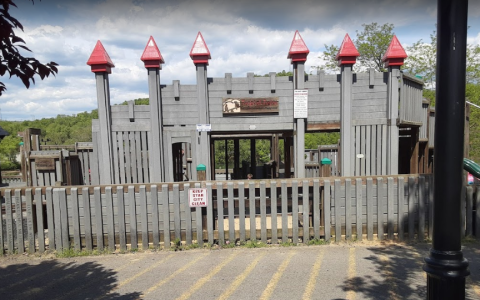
[35,158,56,171]
[222,97,279,115]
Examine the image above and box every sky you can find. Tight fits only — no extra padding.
[1,0,480,121]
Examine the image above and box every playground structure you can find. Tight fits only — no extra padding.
[1,30,478,255]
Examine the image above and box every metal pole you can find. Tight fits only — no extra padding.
[423,0,470,299]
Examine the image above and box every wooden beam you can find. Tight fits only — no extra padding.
[306,122,340,132]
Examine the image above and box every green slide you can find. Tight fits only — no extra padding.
[464,158,480,178]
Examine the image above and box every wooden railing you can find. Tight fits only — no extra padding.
[399,74,424,126]
[2,174,476,254]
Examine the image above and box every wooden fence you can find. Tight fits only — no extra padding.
[0,174,478,254]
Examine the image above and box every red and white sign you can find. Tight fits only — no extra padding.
[189,188,208,207]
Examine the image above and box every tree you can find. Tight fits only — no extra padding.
[404,27,480,103]
[0,0,58,95]
[0,135,21,162]
[320,23,395,73]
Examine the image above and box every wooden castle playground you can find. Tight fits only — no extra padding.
[0,31,478,255]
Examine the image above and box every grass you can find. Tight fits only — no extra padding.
[56,248,111,258]
[241,240,268,248]
[307,238,329,246]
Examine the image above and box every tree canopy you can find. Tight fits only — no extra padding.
[320,23,395,73]
[0,0,58,95]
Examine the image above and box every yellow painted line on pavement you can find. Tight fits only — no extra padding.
[302,249,325,299]
[217,252,267,300]
[113,253,175,290]
[259,250,295,300]
[142,252,209,296]
[346,247,356,300]
[57,254,150,300]
[176,251,239,300]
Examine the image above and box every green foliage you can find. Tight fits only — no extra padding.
[307,238,329,246]
[0,160,20,170]
[404,28,480,86]
[0,110,97,146]
[355,23,395,72]
[305,132,339,149]
[119,98,149,105]
[0,0,58,95]
[467,84,480,162]
[319,22,395,73]
[241,240,267,248]
[0,135,22,162]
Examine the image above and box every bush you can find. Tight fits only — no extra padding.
[1,160,20,171]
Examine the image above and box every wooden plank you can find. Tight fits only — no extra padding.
[365,126,371,176]
[377,178,384,241]
[94,187,104,250]
[141,131,149,183]
[260,181,267,243]
[381,125,387,175]
[53,189,62,251]
[419,176,426,241]
[118,132,126,184]
[356,178,362,241]
[82,187,93,251]
[292,180,299,243]
[34,189,45,252]
[128,186,137,250]
[124,132,132,184]
[428,175,433,240]
[173,184,181,241]
[183,184,192,245]
[398,177,405,241]
[162,184,170,249]
[117,186,127,251]
[355,126,360,176]
[324,180,331,242]
[105,187,115,251]
[345,179,352,241]
[408,176,416,240]
[334,179,341,242]
[130,132,138,183]
[139,185,149,249]
[366,178,373,240]
[249,182,256,240]
[135,132,142,183]
[281,181,288,242]
[303,180,309,242]
[217,182,225,245]
[271,180,278,242]
[360,126,366,176]
[239,182,246,242]
[376,126,382,175]
[5,190,14,253]
[371,125,377,175]
[387,177,394,240]
[71,188,81,251]
[112,132,120,184]
[206,183,213,245]
[25,189,35,254]
[228,182,235,243]
[14,190,24,253]
[197,182,204,246]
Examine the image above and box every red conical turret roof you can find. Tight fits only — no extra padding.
[382,35,407,67]
[87,40,115,73]
[335,34,359,65]
[288,30,309,63]
[190,32,211,65]
[141,36,165,69]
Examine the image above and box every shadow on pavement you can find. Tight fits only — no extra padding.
[339,241,480,300]
[0,259,141,300]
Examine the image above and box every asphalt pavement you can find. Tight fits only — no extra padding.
[1,241,480,300]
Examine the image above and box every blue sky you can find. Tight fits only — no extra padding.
[1,0,479,120]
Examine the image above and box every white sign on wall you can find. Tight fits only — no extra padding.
[196,124,211,132]
[189,188,208,207]
[294,90,308,119]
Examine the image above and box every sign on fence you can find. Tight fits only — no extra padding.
[189,188,208,207]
